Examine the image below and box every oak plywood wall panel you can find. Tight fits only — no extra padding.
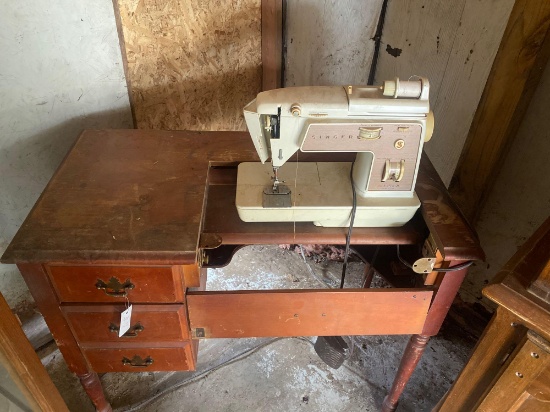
[285,0,384,86]
[374,0,515,185]
[116,0,262,130]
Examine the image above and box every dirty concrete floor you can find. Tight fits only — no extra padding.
[39,246,476,412]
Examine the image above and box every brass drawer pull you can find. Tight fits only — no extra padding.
[122,355,153,367]
[109,322,144,338]
[95,276,135,297]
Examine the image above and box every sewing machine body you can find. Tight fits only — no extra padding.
[236,79,433,227]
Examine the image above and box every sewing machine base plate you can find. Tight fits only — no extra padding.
[236,162,420,227]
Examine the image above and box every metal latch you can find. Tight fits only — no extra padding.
[412,234,438,274]
[411,257,435,274]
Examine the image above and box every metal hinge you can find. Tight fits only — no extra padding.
[412,234,439,274]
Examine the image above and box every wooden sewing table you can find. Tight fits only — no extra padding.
[1,130,484,411]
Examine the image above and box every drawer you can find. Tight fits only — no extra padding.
[84,345,194,372]
[62,304,189,347]
[47,265,185,303]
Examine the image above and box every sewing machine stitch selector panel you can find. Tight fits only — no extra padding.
[301,123,422,191]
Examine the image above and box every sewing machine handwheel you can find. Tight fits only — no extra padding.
[425,111,434,142]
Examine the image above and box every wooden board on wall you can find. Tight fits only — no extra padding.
[284,0,384,86]
[449,0,550,222]
[115,0,262,130]
[373,0,516,186]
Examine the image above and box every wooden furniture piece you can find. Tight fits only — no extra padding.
[438,217,550,411]
[0,291,68,412]
[1,130,483,412]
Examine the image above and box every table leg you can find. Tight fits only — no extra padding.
[362,264,375,288]
[382,334,430,412]
[79,372,112,412]
[382,264,469,410]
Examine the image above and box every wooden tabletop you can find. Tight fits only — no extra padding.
[2,129,484,264]
[1,130,257,264]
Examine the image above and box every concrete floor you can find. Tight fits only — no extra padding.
[39,246,476,411]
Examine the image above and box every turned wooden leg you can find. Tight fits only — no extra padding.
[382,334,430,412]
[79,372,112,412]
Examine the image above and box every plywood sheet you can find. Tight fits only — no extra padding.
[284,0,384,86]
[374,0,515,185]
[116,0,262,130]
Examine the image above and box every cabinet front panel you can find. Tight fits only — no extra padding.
[84,345,194,372]
[47,265,185,303]
[63,304,189,346]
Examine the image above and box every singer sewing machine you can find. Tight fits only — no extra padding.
[236,77,434,227]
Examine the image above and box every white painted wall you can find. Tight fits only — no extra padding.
[285,0,383,86]
[460,59,550,308]
[0,1,133,315]
[373,0,515,186]
[284,1,515,186]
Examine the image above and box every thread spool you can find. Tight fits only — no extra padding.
[383,78,422,98]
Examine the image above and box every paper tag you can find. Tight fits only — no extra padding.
[119,304,132,337]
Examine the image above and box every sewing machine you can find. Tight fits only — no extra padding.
[236,77,434,227]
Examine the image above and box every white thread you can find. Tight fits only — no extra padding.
[293,151,299,241]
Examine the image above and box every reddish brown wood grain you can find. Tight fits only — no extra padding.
[16,264,90,375]
[0,130,258,265]
[421,263,469,336]
[47,265,184,303]
[188,289,433,338]
[382,334,431,412]
[62,304,189,347]
[0,291,69,412]
[182,264,201,288]
[0,129,484,412]
[1,130,483,265]
[78,372,112,412]
[84,345,193,373]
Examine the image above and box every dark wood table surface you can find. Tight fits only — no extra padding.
[2,129,483,265]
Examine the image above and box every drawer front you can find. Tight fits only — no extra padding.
[62,304,189,346]
[47,265,185,303]
[84,346,194,372]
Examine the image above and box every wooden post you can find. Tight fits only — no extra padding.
[261,0,283,90]
[449,0,550,223]
[0,291,69,412]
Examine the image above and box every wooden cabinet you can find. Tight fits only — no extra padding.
[438,217,550,411]
[477,331,550,411]
[46,263,196,375]
[1,130,484,412]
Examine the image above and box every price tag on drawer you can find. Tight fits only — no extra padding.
[119,305,133,337]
